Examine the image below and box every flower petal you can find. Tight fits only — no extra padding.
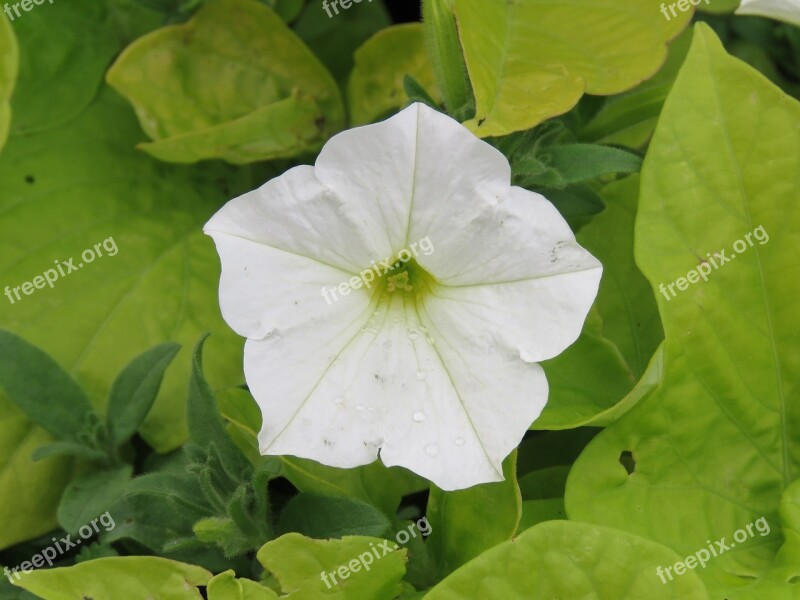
[204,165,380,339]
[246,291,548,491]
[314,103,511,251]
[736,0,800,26]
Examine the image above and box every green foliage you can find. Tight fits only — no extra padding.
[0,15,16,154]
[565,23,800,598]
[348,24,440,125]
[106,0,344,164]
[450,0,693,136]
[423,521,710,599]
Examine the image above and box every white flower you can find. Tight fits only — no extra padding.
[204,103,601,491]
[736,0,800,26]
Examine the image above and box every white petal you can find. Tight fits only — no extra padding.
[204,165,380,339]
[247,292,548,491]
[315,103,511,251]
[736,0,800,26]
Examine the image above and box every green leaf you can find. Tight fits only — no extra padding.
[536,309,636,429]
[348,24,440,125]
[0,411,72,549]
[11,556,212,600]
[31,442,108,463]
[0,331,94,440]
[187,335,251,481]
[106,0,344,164]
[579,28,693,147]
[565,24,800,598]
[293,0,391,87]
[517,144,643,188]
[207,570,279,600]
[422,0,471,118]
[257,533,407,599]
[107,343,181,446]
[426,451,520,577]
[451,0,692,136]
[277,493,391,539]
[0,15,17,154]
[281,457,427,517]
[57,466,132,534]
[423,521,710,599]
[577,175,664,377]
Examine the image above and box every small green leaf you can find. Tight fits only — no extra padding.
[187,335,251,481]
[518,144,643,188]
[107,343,181,446]
[0,330,94,441]
[426,451,520,577]
[207,570,279,600]
[277,493,391,539]
[106,0,344,164]
[422,0,471,118]
[10,556,212,600]
[257,533,407,599]
[281,457,427,517]
[423,521,709,599]
[57,466,132,534]
[31,441,108,463]
[348,24,440,125]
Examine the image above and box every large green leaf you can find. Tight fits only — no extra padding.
[423,521,709,599]
[565,24,800,598]
[0,15,17,153]
[11,557,211,600]
[426,452,519,577]
[106,0,344,164]
[451,0,692,137]
[348,24,439,125]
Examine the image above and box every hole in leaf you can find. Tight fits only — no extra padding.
[619,450,636,475]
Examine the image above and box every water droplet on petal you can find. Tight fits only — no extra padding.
[454,437,465,446]
[425,443,439,456]
[413,411,426,422]
[355,404,365,412]
[408,330,419,340]
[416,371,426,381]
[333,396,344,405]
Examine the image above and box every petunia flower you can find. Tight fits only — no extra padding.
[204,103,601,491]
[736,0,800,26]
